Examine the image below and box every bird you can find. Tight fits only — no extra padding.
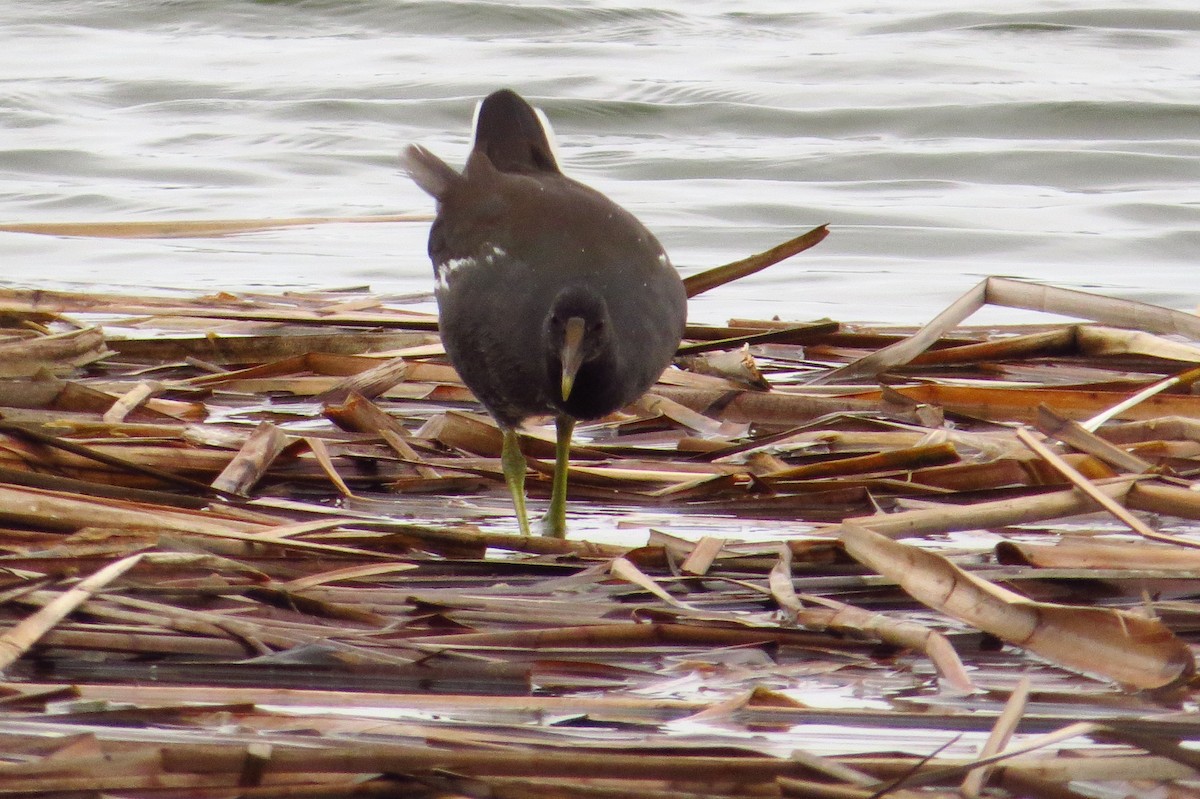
[402,89,687,537]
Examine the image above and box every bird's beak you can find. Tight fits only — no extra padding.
[560,316,586,401]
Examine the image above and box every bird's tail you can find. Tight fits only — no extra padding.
[471,89,561,175]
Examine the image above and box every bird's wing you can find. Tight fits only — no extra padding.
[401,144,461,201]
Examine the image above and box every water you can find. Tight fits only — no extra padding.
[2,1,1198,325]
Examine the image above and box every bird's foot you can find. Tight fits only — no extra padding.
[538,506,568,539]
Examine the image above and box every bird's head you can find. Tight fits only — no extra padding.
[545,287,612,402]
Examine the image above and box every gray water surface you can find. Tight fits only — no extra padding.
[2,1,1198,325]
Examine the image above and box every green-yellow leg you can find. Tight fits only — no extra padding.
[542,414,575,538]
[500,427,532,537]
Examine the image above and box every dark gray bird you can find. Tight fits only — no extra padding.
[402,89,686,537]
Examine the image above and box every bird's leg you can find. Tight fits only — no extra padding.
[500,427,532,537]
[542,414,575,538]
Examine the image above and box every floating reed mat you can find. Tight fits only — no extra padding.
[1,251,1200,796]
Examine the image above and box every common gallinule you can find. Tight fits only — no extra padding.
[403,89,686,537]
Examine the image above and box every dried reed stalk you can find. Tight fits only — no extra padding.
[0,553,145,670]
[0,213,431,238]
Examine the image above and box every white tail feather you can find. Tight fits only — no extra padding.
[533,106,562,168]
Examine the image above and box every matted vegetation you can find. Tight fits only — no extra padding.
[0,229,1198,796]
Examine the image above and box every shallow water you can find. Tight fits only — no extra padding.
[1,1,1198,325]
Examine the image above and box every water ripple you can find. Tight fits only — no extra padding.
[0,0,1197,324]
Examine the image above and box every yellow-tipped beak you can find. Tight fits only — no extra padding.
[560,316,586,401]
